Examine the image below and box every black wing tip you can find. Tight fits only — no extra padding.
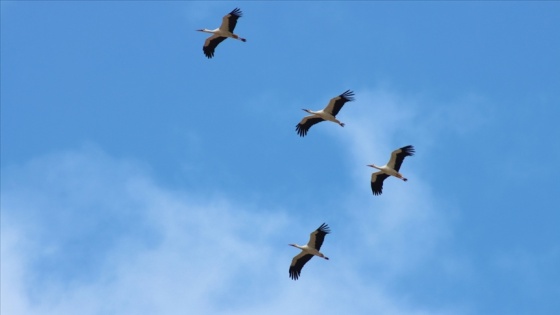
[203,48,214,58]
[295,124,308,137]
[289,273,299,280]
[289,267,300,280]
[230,7,243,17]
[401,145,415,156]
[318,223,331,234]
[371,180,383,195]
[341,89,355,102]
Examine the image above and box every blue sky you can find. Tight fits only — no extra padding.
[2,1,560,314]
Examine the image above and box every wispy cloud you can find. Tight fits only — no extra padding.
[1,139,464,315]
[327,87,458,279]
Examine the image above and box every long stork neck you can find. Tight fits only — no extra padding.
[304,109,319,115]
[370,164,382,171]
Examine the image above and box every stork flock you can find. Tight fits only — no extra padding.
[197,8,416,280]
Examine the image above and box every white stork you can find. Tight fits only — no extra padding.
[368,145,415,195]
[289,223,330,280]
[196,8,246,59]
[296,90,355,137]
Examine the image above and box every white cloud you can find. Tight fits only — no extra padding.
[1,85,470,314]
[1,227,31,315]
[328,87,452,270]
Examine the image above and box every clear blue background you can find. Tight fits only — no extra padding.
[2,2,559,314]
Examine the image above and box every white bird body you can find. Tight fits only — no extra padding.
[197,8,246,59]
[368,145,415,195]
[289,223,331,280]
[198,28,235,38]
[290,244,327,258]
[303,109,343,126]
[370,164,401,178]
[296,90,355,137]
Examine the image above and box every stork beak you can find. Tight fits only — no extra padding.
[366,164,373,168]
